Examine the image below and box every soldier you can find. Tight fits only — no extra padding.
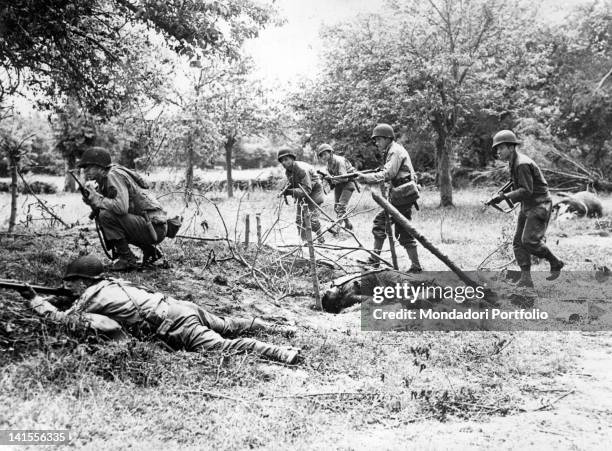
[488,130,564,287]
[278,148,326,244]
[317,143,356,232]
[23,255,302,365]
[356,124,422,272]
[77,147,168,271]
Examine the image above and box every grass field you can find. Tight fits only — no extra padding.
[0,172,611,449]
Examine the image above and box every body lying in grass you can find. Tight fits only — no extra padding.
[20,255,301,364]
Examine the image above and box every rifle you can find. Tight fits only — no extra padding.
[68,170,113,259]
[0,279,72,297]
[69,170,99,220]
[316,170,332,194]
[278,183,291,205]
[483,181,517,213]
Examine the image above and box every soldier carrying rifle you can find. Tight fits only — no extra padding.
[355,124,422,272]
[486,130,564,287]
[316,143,356,233]
[277,148,326,244]
[75,147,169,271]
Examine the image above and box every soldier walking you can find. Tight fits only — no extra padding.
[317,143,356,232]
[488,130,564,287]
[278,148,326,244]
[356,124,422,272]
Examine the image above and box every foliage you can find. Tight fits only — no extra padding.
[541,1,612,174]
[295,0,562,205]
[0,0,276,114]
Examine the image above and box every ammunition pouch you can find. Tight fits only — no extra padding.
[389,180,420,208]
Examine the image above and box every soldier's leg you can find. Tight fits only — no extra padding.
[307,200,324,243]
[296,201,306,241]
[393,205,422,272]
[367,210,388,266]
[337,186,354,230]
[522,201,564,280]
[167,314,300,364]
[513,211,533,287]
[192,305,296,337]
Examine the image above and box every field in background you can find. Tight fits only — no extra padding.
[1,171,611,449]
[2,169,611,272]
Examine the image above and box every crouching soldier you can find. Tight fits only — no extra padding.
[317,143,356,232]
[489,130,564,287]
[77,147,167,271]
[356,124,422,272]
[22,255,302,365]
[278,148,326,244]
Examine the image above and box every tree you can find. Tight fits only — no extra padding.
[0,0,277,115]
[208,59,281,198]
[540,2,612,174]
[297,0,549,206]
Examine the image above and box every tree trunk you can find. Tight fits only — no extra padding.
[8,152,18,232]
[184,134,194,202]
[434,122,454,207]
[63,154,76,192]
[225,137,235,198]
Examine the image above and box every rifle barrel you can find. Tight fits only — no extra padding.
[0,280,72,297]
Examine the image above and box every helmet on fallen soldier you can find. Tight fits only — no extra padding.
[63,255,104,280]
[78,147,112,168]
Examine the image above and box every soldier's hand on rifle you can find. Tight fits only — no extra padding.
[487,193,506,205]
[18,284,37,300]
[28,297,56,316]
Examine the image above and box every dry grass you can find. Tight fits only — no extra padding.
[0,174,611,449]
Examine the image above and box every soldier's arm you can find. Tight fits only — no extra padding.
[504,165,533,202]
[28,295,122,336]
[358,149,401,184]
[88,171,130,215]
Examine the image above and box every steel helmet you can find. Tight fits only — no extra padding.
[63,255,104,280]
[492,130,521,149]
[277,148,296,162]
[78,147,112,168]
[317,143,333,157]
[371,123,395,140]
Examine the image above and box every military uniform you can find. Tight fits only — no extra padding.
[326,154,356,225]
[505,151,557,270]
[359,141,420,267]
[33,278,298,363]
[88,165,167,262]
[284,161,325,241]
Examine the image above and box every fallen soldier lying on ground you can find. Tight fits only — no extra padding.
[322,269,501,314]
[18,255,301,364]
[553,191,604,220]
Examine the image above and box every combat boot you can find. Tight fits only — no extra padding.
[365,237,385,267]
[279,347,303,365]
[515,270,534,288]
[111,239,139,271]
[141,245,163,266]
[405,247,422,273]
[543,251,565,281]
